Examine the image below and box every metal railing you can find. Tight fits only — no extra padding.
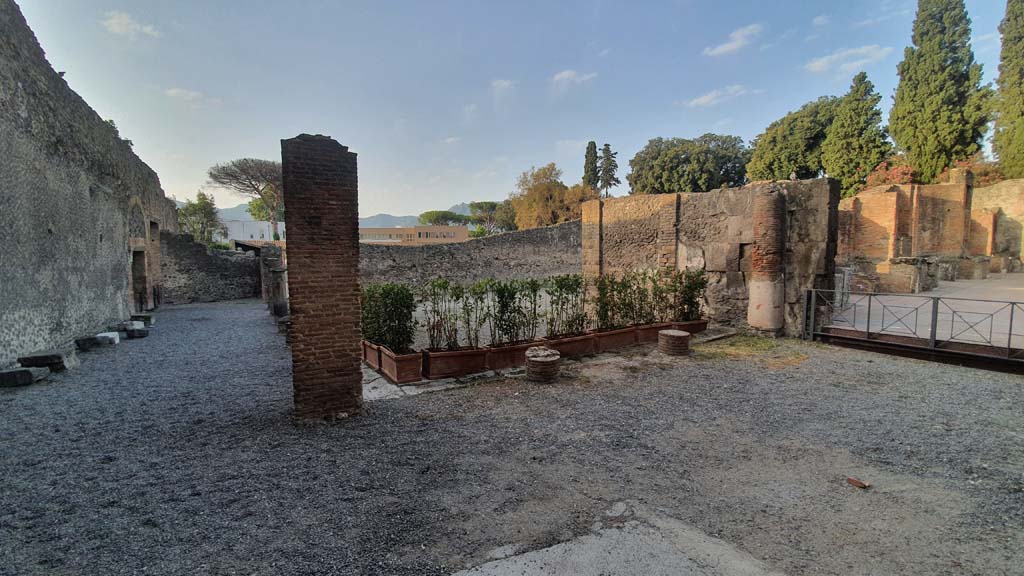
[804,289,1024,361]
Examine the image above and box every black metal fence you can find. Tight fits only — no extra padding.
[804,289,1024,362]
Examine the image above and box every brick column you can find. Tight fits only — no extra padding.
[747,186,786,334]
[281,134,362,420]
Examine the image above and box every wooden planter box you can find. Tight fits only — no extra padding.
[380,346,423,384]
[541,333,596,358]
[485,341,541,371]
[422,348,488,379]
[671,319,709,334]
[362,341,381,369]
[593,326,637,352]
[635,322,674,344]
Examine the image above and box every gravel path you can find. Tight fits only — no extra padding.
[1,299,1021,575]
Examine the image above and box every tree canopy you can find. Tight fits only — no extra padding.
[627,134,750,194]
[995,0,1024,178]
[597,143,620,197]
[889,0,992,182]
[746,97,838,181]
[509,163,597,229]
[821,72,891,197]
[177,191,226,244]
[583,141,599,189]
[418,210,469,226]
[207,158,283,238]
[246,197,284,222]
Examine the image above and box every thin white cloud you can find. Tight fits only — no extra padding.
[598,48,610,58]
[703,24,763,56]
[556,139,588,157]
[852,5,912,29]
[164,87,219,109]
[441,136,460,145]
[813,15,830,27]
[551,69,598,90]
[491,79,515,93]
[102,11,160,39]
[681,84,762,108]
[804,45,894,74]
[462,103,479,124]
[490,79,516,109]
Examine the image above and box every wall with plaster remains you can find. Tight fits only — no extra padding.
[582,179,839,336]
[0,1,178,364]
[160,233,260,304]
[972,179,1024,263]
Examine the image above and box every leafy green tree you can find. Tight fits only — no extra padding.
[747,97,838,181]
[418,210,469,226]
[821,73,892,197]
[597,143,620,197]
[627,134,750,194]
[494,199,517,231]
[246,197,284,222]
[583,141,599,189]
[889,0,993,182]
[995,0,1024,178]
[509,163,598,229]
[177,191,227,244]
[207,159,283,238]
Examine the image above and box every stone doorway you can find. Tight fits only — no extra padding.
[130,249,148,313]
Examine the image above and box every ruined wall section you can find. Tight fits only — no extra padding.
[973,179,1024,259]
[360,220,580,284]
[911,183,970,258]
[160,233,259,304]
[582,179,838,336]
[0,2,177,364]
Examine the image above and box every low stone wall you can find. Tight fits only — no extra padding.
[359,220,581,284]
[160,232,259,303]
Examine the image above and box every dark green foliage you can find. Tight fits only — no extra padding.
[545,274,588,337]
[593,275,620,331]
[209,241,232,251]
[822,73,892,198]
[177,191,227,244]
[362,283,417,353]
[598,143,620,197]
[460,280,488,348]
[486,279,526,346]
[747,97,838,181]
[995,0,1024,178]
[419,210,469,226]
[424,279,460,350]
[889,0,993,182]
[627,134,750,194]
[494,200,518,232]
[667,269,707,322]
[583,141,599,189]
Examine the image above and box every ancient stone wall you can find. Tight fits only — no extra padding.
[973,179,1024,259]
[160,233,260,304]
[359,220,580,284]
[0,1,178,365]
[582,179,839,336]
[911,182,970,258]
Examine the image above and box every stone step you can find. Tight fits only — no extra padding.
[130,313,154,326]
[16,349,79,372]
[75,333,119,351]
[125,328,149,339]
[0,367,50,387]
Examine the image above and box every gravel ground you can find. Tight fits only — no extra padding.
[1,299,1021,575]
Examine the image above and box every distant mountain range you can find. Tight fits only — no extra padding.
[175,199,471,227]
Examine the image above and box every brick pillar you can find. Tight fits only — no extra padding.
[656,194,680,275]
[747,187,786,334]
[581,199,603,278]
[281,134,362,420]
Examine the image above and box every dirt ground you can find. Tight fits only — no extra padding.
[1,301,1021,575]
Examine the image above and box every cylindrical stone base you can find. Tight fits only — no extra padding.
[658,330,691,356]
[526,346,561,383]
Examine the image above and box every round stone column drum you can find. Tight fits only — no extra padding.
[658,329,691,356]
[526,346,561,383]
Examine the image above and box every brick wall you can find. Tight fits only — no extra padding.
[912,182,970,258]
[969,209,999,257]
[281,135,362,420]
[581,179,838,336]
[972,179,1024,258]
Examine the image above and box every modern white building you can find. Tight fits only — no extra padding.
[214,220,286,242]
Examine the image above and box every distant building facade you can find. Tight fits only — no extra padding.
[215,220,286,243]
[358,225,469,245]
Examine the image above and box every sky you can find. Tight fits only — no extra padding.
[18,0,1005,217]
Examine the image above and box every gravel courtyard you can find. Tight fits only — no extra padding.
[1,299,1021,575]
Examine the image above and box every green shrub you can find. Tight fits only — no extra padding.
[487,279,526,346]
[361,283,417,353]
[209,242,232,251]
[461,280,489,348]
[667,269,707,322]
[424,278,460,350]
[519,278,543,341]
[545,274,587,337]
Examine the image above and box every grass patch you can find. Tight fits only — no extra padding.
[696,335,808,368]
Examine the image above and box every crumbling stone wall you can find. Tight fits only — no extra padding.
[360,220,580,284]
[582,179,839,336]
[0,1,178,364]
[160,232,259,304]
[973,179,1024,260]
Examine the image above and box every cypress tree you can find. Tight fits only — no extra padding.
[746,96,838,181]
[598,143,620,197]
[822,72,891,197]
[995,0,1024,178]
[583,141,599,189]
[889,0,993,182]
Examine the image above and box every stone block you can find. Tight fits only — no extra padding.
[704,243,740,272]
[75,334,118,351]
[125,328,149,339]
[17,349,79,371]
[130,313,154,326]
[96,332,121,344]
[0,367,49,387]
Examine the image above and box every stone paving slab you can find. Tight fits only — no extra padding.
[16,349,78,371]
[0,367,49,387]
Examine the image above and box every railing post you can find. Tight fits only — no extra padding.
[1009,304,1016,357]
[806,289,817,340]
[865,294,872,340]
[929,297,939,349]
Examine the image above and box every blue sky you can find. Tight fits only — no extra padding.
[19,0,1004,216]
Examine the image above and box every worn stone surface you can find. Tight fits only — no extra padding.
[0,2,178,365]
[17,349,79,371]
[0,367,48,387]
[973,179,1024,259]
[160,232,259,304]
[75,335,117,351]
[281,134,363,420]
[125,328,149,339]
